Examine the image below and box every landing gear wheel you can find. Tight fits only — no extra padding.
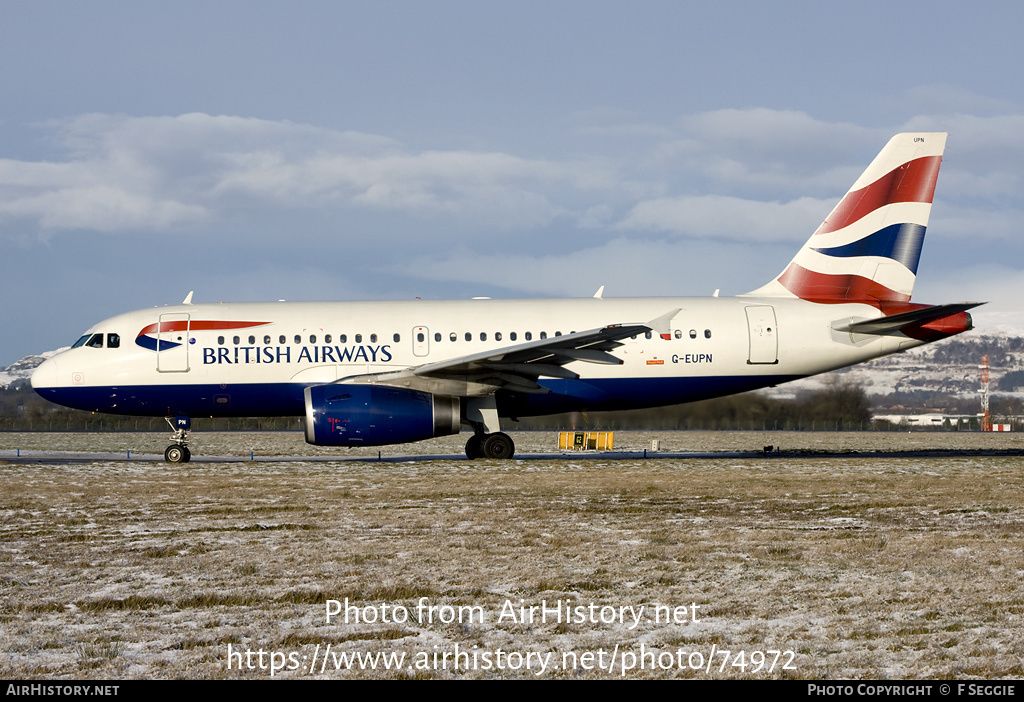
[163,416,193,463]
[465,434,485,460]
[165,445,190,463]
[482,432,515,459]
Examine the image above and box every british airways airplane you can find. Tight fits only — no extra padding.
[31,133,979,462]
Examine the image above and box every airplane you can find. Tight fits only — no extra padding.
[31,132,980,462]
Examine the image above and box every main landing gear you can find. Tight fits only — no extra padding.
[465,432,515,460]
[462,397,514,459]
[163,416,192,463]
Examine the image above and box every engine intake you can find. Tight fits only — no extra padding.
[304,384,460,447]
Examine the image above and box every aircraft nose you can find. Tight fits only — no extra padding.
[30,356,58,390]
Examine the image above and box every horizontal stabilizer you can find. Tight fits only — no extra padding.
[833,302,985,336]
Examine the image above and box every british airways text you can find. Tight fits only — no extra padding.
[203,345,393,364]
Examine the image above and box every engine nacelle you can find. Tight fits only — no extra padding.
[303,384,461,447]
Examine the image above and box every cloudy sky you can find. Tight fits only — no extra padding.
[3,1,1023,365]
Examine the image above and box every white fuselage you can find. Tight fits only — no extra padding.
[31,295,914,421]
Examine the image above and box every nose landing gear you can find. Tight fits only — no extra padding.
[163,416,192,463]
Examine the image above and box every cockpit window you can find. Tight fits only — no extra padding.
[72,332,118,348]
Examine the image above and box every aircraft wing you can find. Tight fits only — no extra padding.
[337,309,679,396]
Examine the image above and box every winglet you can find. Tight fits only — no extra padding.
[182,291,194,305]
[593,286,605,299]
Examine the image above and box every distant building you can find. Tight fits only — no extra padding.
[872,413,1014,430]
[873,413,946,427]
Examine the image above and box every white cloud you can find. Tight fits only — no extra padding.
[618,194,830,242]
[388,237,788,299]
[619,109,890,200]
[2,108,1023,288]
[931,205,1024,241]
[0,113,635,236]
[0,185,208,231]
[684,108,872,149]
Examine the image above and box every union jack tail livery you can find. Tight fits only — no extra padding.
[747,132,946,306]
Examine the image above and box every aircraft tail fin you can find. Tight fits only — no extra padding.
[744,132,947,305]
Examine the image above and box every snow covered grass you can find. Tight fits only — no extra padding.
[2,432,1023,679]
[3,428,1022,457]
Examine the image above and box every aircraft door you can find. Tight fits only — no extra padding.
[157,312,191,372]
[412,326,429,357]
[745,306,778,364]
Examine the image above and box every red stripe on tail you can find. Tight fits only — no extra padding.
[777,263,910,306]
[815,155,942,235]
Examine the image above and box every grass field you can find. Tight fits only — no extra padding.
[2,431,1023,679]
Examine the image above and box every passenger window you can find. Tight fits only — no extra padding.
[417,333,425,342]
[705,329,712,339]
[370,334,377,343]
[394,333,400,342]
[689,330,697,339]
[525,332,532,341]
[510,332,517,341]
[294,335,301,344]
[495,332,502,341]
[434,333,441,342]
[218,336,225,345]
[674,330,682,339]
[540,332,547,340]
[480,332,487,341]
[465,332,472,341]
[107,333,120,349]
[355,334,362,343]
[450,332,457,342]
[340,334,347,343]
[249,335,256,344]
[310,335,317,344]
[233,336,240,345]
[264,335,272,344]
[645,332,652,339]
[86,333,104,348]
[279,335,286,344]
[555,331,561,337]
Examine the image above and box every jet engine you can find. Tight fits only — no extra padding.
[303,384,461,447]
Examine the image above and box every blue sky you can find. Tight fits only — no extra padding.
[3,1,1023,364]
